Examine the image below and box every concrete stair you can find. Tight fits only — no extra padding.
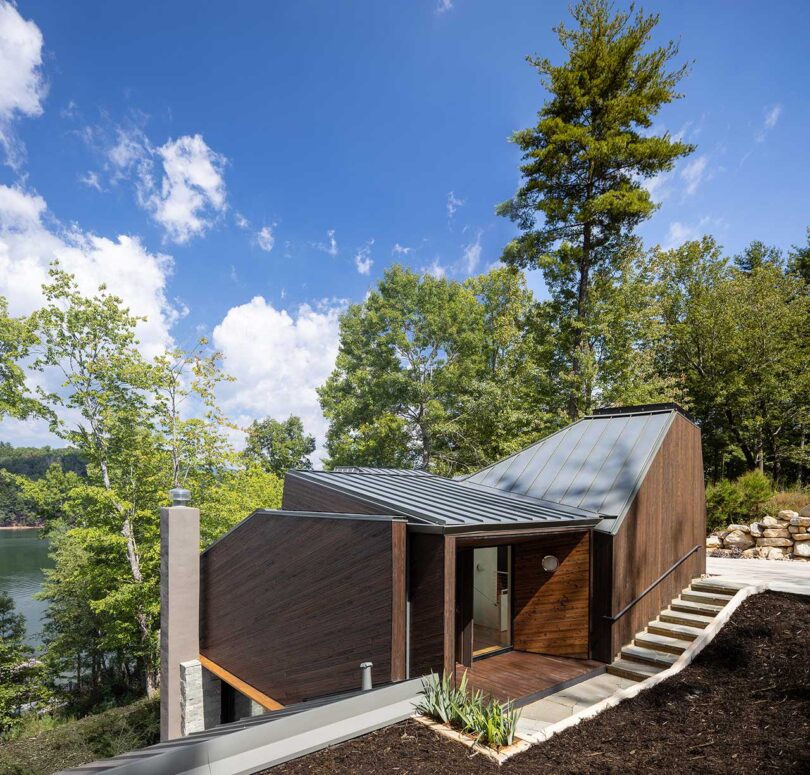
[606,577,738,684]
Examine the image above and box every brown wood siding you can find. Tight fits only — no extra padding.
[281,473,387,515]
[608,413,706,658]
[390,521,407,682]
[443,535,457,679]
[408,532,446,677]
[512,532,591,659]
[200,513,399,704]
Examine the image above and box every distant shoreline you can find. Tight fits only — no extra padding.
[0,525,44,531]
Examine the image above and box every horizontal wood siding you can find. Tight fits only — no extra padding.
[609,414,706,657]
[408,532,446,677]
[200,513,397,704]
[512,531,591,659]
[281,473,386,515]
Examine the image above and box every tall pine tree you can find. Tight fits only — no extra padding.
[498,0,693,418]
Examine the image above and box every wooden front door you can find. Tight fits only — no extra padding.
[512,531,591,659]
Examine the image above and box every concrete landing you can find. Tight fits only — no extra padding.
[515,673,636,741]
[706,557,810,594]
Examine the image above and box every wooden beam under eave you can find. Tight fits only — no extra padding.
[442,535,456,680]
[199,655,285,711]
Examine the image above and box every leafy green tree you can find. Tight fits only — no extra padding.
[498,0,693,419]
[319,265,485,471]
[0,593,49,732]
[0,297,41,421]
[656,239,810,482]
[788,227,810,284]
[244,416,316,476]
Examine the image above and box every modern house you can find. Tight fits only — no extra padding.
[164,403,705,736]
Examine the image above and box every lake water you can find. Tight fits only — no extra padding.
[0,529,52,650]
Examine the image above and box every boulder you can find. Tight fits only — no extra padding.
[799,505,810,517]
[724,529,755,550]
[794,542,810,558]
[741,548,759,558]
[756,537,792,547]
[749,522,764,537]
[777,510,799,521]
[767,548,787,560]
[706,535,723,549]
[790,515,810,528]
[792,533,810,541]
[762,528,791,539]
[727,523,750,533]
[761,516,779,527]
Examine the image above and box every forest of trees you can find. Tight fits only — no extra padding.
[0,0,807,736]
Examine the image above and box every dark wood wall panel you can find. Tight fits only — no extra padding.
[408,533,446,677]
[281,474,386,515]
[390,522,407,681]
[609,414,706,657]
[512,532,591,659]
[201,513,398,704]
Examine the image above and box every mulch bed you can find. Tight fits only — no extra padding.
[264,592,809,774]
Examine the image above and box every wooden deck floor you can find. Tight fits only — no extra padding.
[455,650,605,706]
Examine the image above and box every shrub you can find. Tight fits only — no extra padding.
[706,479,740,533]
[417,672,520,749]
[0,696,158,775]
[705,470,774,533]
[734,470,773,519]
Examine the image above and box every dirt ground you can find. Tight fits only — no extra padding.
[266,592,809,774]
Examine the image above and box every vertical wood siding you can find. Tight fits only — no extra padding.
[607,414,706,657]
[408,532,446,677]
[512,532,591,658]
[200,513,399,704]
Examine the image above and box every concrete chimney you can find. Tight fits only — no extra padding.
[160,488,200,741]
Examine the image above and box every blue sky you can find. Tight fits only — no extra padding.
[1,0,808,456]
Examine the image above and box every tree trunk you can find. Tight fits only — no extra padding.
[568,233,591,421]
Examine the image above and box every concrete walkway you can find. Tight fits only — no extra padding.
[707,556,810,594]
[516,672,636,741]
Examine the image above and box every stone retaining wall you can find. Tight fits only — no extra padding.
[707,506,810,562]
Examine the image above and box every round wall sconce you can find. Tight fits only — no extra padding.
[541,555,559,572]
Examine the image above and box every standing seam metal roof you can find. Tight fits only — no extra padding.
[459,407,678,528]
[287,469,600,530]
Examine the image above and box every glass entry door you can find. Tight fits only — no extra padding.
[472,546,511,656]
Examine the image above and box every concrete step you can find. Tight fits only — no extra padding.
[647,619,704,641]
[634,630,691,655]
[681,588,734,607]
[620,644,678,668]
[670,597,723,617]
[607,658,664,682]
[691,578,746,596]
[659,608,714,629]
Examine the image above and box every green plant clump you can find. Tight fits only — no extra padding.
[416,671,520,749]
[706,470,774,533]
[0,696,158,775]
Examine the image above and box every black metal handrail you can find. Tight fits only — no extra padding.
[603,544,702,623]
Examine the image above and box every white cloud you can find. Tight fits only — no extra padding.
[755,104,782,142]
[461,230,482,274]
[392,243,412,256]
[79,170,102,190]
[257,224,275,253]
[354,241,373,275]
[679,155,709,196]
[234,211,250,230]
[446,190,464,219]
[212,296,344,466]
[641,170,673,203]
[663,221,698,249]
[0,0,47,168]
[422,258,446,279]
[435,0,454,14]
[314,229,338,257]
[140,134,228,244]
[0,184,177,360]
